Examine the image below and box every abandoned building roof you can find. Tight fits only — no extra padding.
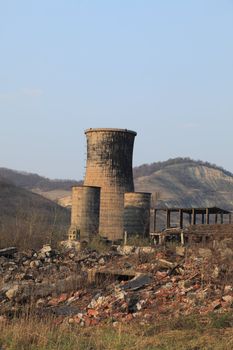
[154,206,231,214]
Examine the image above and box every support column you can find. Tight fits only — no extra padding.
[124,231,127,245]
[166,209,171,229]
[215,213,218,224]
[159,234,165,245]
[189,213,192,225]
[179,209,183,229]
[202,213,205,224]
[192,208,196,225]
[181,231,184,245]
[153,209,157,232]
[221,213,224,224]
[206,208,210,224]
[229,213,232,224]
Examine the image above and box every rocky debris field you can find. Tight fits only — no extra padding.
[1,241,233,327]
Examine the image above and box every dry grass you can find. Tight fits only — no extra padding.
[87,236,111,253]
[126,236,151,247]
[1,314,233,350]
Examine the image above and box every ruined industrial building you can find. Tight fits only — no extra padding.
[68,128,233,246]
[69,128,151,242]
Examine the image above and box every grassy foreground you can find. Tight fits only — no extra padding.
[1,314,233,350]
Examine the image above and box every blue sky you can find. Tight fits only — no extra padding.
[0,0,232,179]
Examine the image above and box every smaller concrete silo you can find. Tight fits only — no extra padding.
[68,186,100,241]
[68,186,83,240]
[124,192,152,237]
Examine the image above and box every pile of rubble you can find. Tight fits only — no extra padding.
[1,243,233,326]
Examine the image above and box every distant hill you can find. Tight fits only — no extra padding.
[133,157,233,179]
[0,167,81,205]
[0,167,80,191]
[133,158,233,210]
[1,158,233,211]
[0,180,70,250]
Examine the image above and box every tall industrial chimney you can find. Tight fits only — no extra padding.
[84,128,137,241]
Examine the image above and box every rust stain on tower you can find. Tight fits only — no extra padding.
[84,128,137,241]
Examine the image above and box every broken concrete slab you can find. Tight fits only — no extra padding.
[88,267,136,284]
[122,274,152,291]
[0,247,17,258]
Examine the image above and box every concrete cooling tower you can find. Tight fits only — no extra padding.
[84,128,137,241]
[69,186,100,242]
[124,192,152,237]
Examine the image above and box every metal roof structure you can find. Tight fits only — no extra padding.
[151,206,232,232]
[155,207,231,215]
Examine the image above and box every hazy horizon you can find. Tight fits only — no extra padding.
[1,1,232,179]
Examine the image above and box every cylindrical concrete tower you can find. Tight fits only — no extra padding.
[71,186,83,228]
[84,128,137,241]
[124,192,151,237]
[69,185,100,241]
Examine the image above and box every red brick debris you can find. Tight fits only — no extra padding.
[0,243,233,327]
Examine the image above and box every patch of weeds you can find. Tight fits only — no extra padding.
[126,236,151,247]
[209,312,233,329]
[143,319,171,337]
[169,315,202,331]
[88,236,110,254]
